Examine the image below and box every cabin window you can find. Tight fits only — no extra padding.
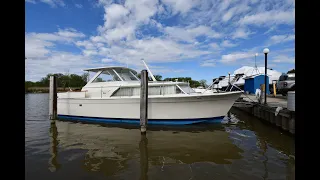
[115,69,139,81]
[112,85,178,97]
[176,87,182,94]
[92,70,121,82]
[162,85,176,95]
[178,85,196,94]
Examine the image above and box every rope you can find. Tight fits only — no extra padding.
[229,84,258,104]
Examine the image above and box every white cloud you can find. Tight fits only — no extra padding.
[97,0,159,44]
[25,52,95,81]
[75,40,97,50]
[269,34,295,45]
[272,55,295,63]
[277,48,295,53]
[239,10,295,26]
[104,4,130,29]
[200,60,216,67]
[232,28,252,39]
[209,43,220,49]
[25,36,54,58]
[161,0,200,15]
[91,37,211,65]
[101,58,113,63]
[220,52,253,63]
[26,0,65,7]
[26,0,36,3]
[75,4,83,8]
[83,50,98,57]
[222,4,251,22]
[25,28,86,59]
[26,0,295,81]
[264,26,277,34]
[26,28,85,44]
[57,28,86,38]
[164,25,222,42]
[221,40,237,48]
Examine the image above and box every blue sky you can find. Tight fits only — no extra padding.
[25,0,295,82]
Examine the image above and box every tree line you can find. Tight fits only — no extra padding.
[25,73,89,90]
[287,69,295,74]
[25,72,208,90]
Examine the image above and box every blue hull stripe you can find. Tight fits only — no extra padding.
[57,115,225,125]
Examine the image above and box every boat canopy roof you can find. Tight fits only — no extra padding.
[83,66,138,74]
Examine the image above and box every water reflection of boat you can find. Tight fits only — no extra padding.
[52,121,243,175]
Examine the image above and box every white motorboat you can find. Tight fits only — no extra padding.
[57,65,242,125]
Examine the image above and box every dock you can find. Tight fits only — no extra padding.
[233,94,295,135]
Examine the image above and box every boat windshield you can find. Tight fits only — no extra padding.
[92,68,139,82]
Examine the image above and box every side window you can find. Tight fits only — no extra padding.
[92,71,117,82]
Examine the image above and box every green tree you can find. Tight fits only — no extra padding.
[81,72,89,83]
[287,69,295,73]
[153,75,162,81]
[199,79,207,88]
[26,73,88,89]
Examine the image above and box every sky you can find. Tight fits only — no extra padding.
[25,0,295,82]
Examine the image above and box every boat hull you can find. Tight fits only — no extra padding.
[56,115,225,125]
[57,92,241,125]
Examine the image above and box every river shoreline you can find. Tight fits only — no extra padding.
[25,87,81,93]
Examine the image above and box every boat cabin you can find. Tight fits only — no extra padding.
[59,66,197,98]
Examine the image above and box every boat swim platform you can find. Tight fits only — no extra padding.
[233,94,295,135]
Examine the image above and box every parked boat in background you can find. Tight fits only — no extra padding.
[215,66,282,91]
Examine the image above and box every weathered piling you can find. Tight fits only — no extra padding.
[49,76,57,120]
[140,70,148,134]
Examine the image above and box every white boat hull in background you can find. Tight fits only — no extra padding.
[57,92,241,125]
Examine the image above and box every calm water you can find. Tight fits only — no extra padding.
[25,93,295,180]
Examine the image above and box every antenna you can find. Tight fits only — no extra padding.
[252,53,260,75]
[141,58,157,82]
[66,69,72,91]
[255,53,258,68]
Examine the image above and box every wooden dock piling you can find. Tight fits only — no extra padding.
[49,76,57,120]
[140,70,148,134]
